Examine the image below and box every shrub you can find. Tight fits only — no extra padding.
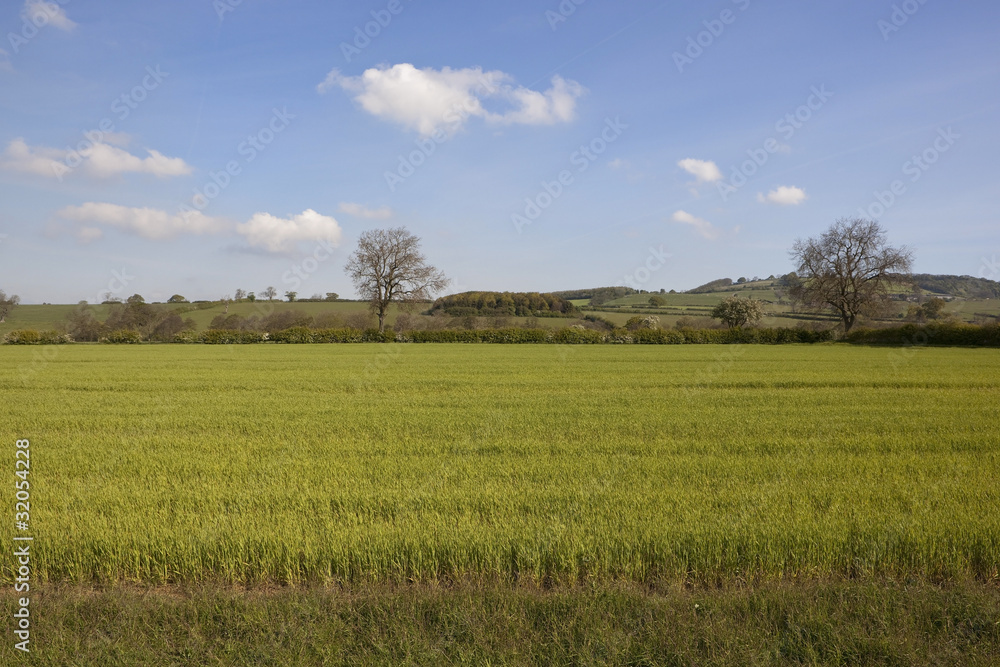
[100,330,143,344]
[6,329,74,345]
[4,330,40,344]
[200,330,268,344]
[271,327,315,344]
[845,323,1000,347]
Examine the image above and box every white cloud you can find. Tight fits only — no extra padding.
[236,209,342,253]
[58,203,229,240]
[319,63,585,136]
[757,185,808,206]
[338,202,393,220]
[671,210,721,240]
[75,226,103,244]
[0,49,11,72]
[1,138,192,179]
[677,158,722,183]
[22,0,76,31]
[608,158,629,170]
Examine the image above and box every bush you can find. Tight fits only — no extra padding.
[844,323,1000,347]
[271,327,315,344]
[3,330,71,345]
[3,329,73,345]
[159,325,833,345]
[200,330,268,344]
[100,330,143,344]
[4,330,40,344]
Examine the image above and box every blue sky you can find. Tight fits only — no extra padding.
[1,0,998,303]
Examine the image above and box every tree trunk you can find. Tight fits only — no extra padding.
[377,310,385,333]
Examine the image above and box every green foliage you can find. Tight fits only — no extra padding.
[625,315,660,331]
[3,329,72,344]
[100,329,143,344]
[687,278,733,293]
[551,286,637,306]
[431,291,578,317]
[845,322,1000,347]
[270,326,314,343]
[167,295,188,303]
[907,297,949,322]
[199,330,268,344]
[912,273,1000,299]
[712,296,766,328]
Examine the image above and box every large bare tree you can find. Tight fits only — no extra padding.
[0,290,20,323]
[790,218,912,333]
[345,227,448,332]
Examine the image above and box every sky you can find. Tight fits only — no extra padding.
[1,0,998,304]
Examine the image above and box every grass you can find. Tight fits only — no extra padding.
[3,344,999,585]
[2,579,998,665]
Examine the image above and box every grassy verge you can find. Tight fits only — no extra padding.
[2,579,998,665]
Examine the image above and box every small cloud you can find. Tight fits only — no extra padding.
[76,226,103,244]
[1,138,191,180]
[236,209,342,253]
[774,143,792,154]
[757,185,807,206]
[22,0,76,31]
[671,210,721,240]
[320,63,585,137]
[338,202,393,220]
[608,158,629,170]
[678,158,722,183]
[58,203,229,240]
[316,68,342,94]
[0,49,11,72]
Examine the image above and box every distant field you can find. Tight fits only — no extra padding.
[3,344,998,585]
[3,286,997,338]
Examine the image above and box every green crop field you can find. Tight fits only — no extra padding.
[3,343,1000,663]
[3,344,999,585]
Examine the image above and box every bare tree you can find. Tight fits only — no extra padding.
[0,290,20,323]
[790,218,912,333]
[345,227,448,332]
[262,286,277,301]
